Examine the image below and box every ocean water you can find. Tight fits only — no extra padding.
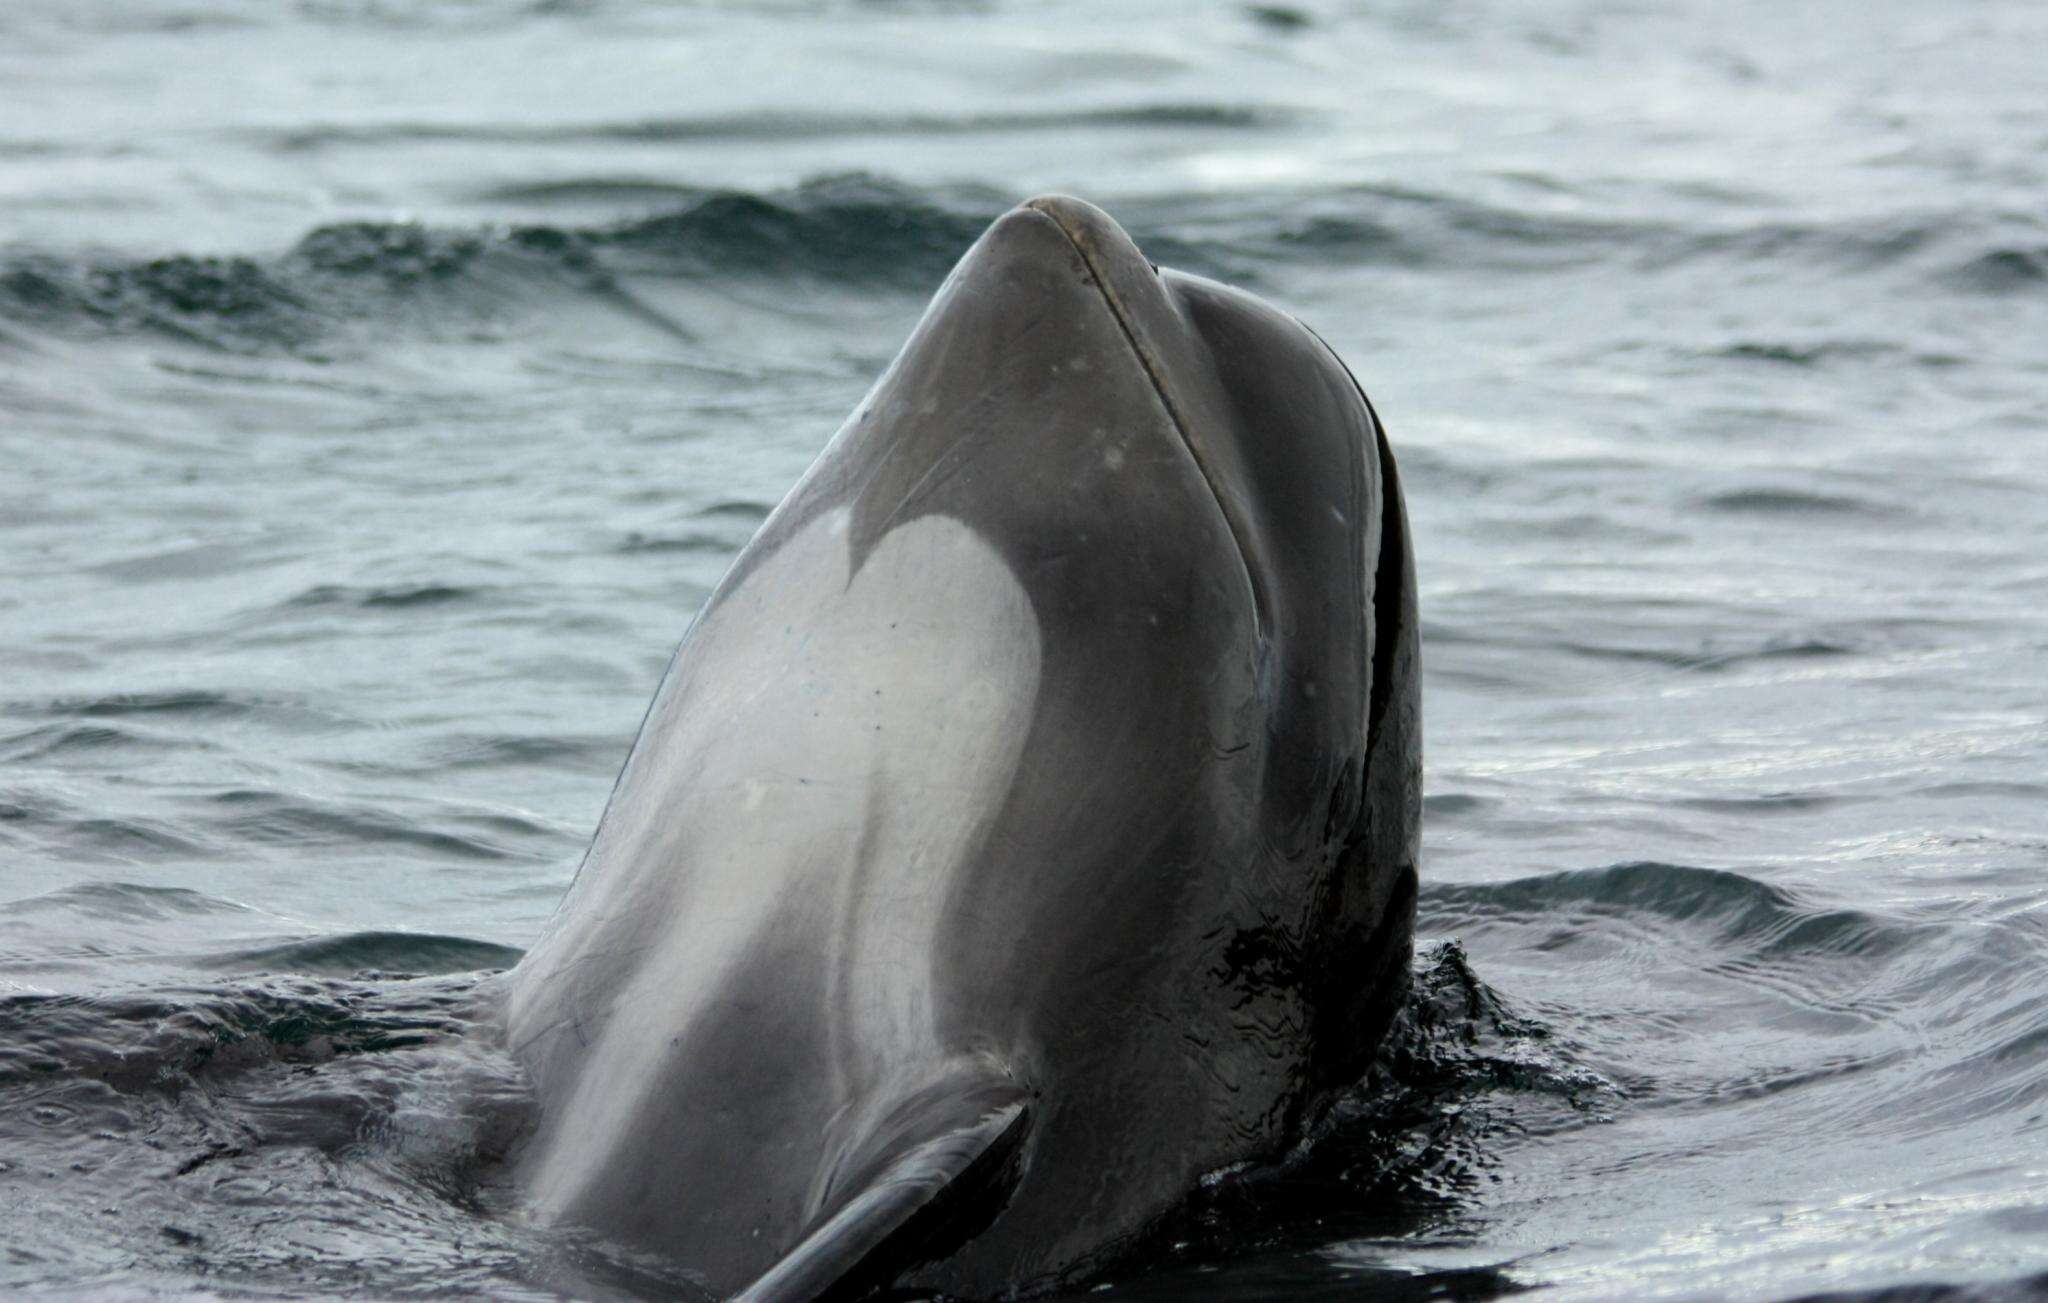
[4,0,2046,1297]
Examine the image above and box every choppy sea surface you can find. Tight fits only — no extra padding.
[4,1,2046,1298]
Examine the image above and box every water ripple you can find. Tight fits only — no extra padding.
[5,175,2037,357]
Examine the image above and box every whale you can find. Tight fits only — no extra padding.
[500,195,1420,1300]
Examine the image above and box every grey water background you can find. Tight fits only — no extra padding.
[3,0,2046,1297]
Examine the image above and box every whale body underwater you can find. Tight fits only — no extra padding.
[498,195,1421,1300]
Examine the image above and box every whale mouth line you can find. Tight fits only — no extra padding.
[1022,198,1261,615]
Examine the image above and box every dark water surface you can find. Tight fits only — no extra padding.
[4,0,2046,1297]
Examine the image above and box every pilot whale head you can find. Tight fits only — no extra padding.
[504,195,1420,1301]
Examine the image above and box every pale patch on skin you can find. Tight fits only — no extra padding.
[513,506,1043,1224]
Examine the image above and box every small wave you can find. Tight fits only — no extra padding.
[8,175,2040,358]
[0,881,270,987]
[1423,792,1491,819]
[6,690,350,745]
[617,500,771,555]
[0,974,482,1082]
[1257,182,1971,279]
[472,177,713,207]
[1269,213,1412,262]
[418,731,618,773]
[1427,861,1784,928]
[1698,487,1905,519]
[0,174,1007,351]
[1245,184,1646,270]
[0,809,212,863]
[616,531,735,555]
[0,721,193,764]
[32,172,1950,358]
[1710,339,1908,367]
[4,880,252,922]
[1693,637,1857,669]
[0,253,324,352]
[1548,633,1857,675]
[1671,791,1855,815]
[1945,245,2048,294]
[1656,216,1937,271]
[697,499,773,520]
[357,583,478,609]
[201,789,545,863]
[286,582,487,610]
[1913,780,2048,802]
[1702,339,1966,372]
[268,104,1295,154]
[0,219,587,354]
[1249,191,2042,301]
[1245,5,1314,32]
[84,534,297,583]
[209,932,521,978]
[1907,1010,2048,1137]
[601,173,996,285]
[291,220,494,283]
[0,884,527,994]
[27,689,259,720]
[1425,862,1912,963]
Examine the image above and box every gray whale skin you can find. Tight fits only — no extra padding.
[500,195,1421,1301]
